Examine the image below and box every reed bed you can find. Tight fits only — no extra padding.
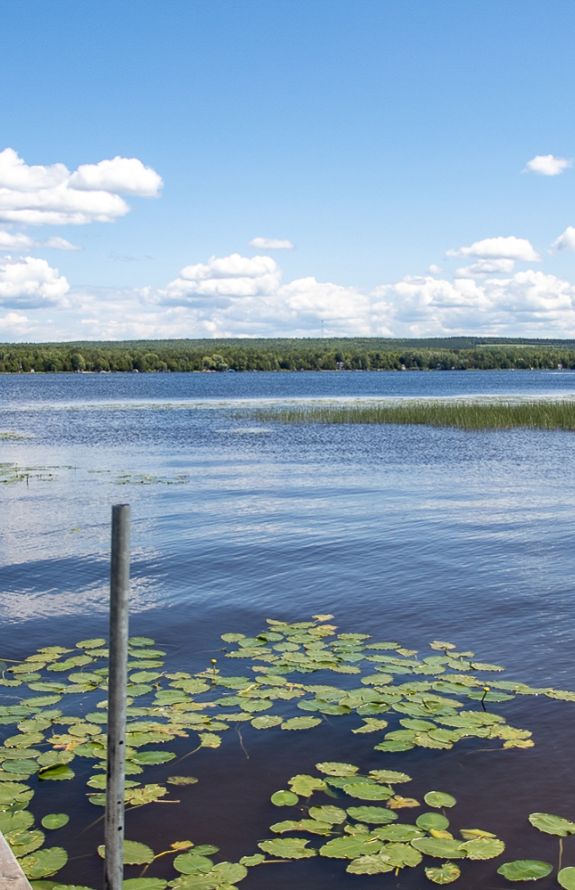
[256,399,575,431]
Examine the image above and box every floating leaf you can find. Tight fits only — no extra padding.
[497,860,553,881]
[342,782,393,801]
[288,774,326,796]
[20,847,68,879]
[347,806,398,824]
[425,862,461,884]
[559,867,575,889]
[316,762,359,777]
[173,851,215,874]
[98,840,154,865]
[308,805,347,824]
[259,838,316,859]
[41,813,69,830]
[281,716,321,731]
[411,838,467,859]
[424,792,457,809]
[122,880,168,890]
[346,854,394,875]
[166,776,199,786]
[271,790,299,807]
[462,837,505,860]
[368,769,412,784]
[38,764,75,781]
[417,813,450,831]
[250,715,283,730]
[528,812,575,837]
[319,835,380,859]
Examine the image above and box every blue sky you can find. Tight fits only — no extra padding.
[1,0,575,341]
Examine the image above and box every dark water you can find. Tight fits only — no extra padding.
[2,370,575,887]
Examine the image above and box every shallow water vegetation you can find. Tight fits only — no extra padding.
[255,399,575,431]
[0,617,574,886]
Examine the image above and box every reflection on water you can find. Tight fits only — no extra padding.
[1,371,575,887]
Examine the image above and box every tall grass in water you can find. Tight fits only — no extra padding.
[256,400,575,430]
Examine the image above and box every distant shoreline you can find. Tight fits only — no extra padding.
[1,337,575,374]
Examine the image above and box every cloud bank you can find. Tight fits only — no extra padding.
[0,148,162,226]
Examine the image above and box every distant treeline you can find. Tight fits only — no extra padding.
[1,337,575,373]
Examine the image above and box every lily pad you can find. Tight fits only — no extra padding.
[528,812,575,837]
[259,837,316,859]
[497,860,553,881]
[424,791,457,809]
[41,813,70,830]
[558,867,575,889]
[20,847,68,879]
[425,862,461,884]
[271,790,299,807]
[411,837,468,859]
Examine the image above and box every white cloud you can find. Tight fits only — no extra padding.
[428,264,443,275]
[0,311,29,332]
[163,253,281,302]
[0,148,162,226]
[455,258,515,277]
[524,154,571,176]
[552,226,575,252]
[69,156,163,196]
[0,229,79,252]
[0,230,34,251]
[447,235,540,262]
[249,237,294,250]
[0,256,69,308]
[8,247,575,342]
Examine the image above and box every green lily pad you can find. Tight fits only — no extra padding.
[462,837,505,860]
[271,790,299,806]
[259,838,316,859]
[316,762,359,777]
[38,764,75,781]
[346,854,394,875]
[166,776,199,786]
[122,880,168,890]
[320,835,381,859]
[558,867,575,889]
[416,813,450,831]
[425,862,461,884]
[411,838,467,859]
[20,847,68,879]
[98,840,154,865]
[308,805,347,824]
[424,791,457,809]
[41,814,70,830]
[347,806,398,824]
[173,852,215,874]
[497,860,553,881]
[288,774,326,796]
[281,716,321,730]
[342,781,392,800]
[528,812,575,837]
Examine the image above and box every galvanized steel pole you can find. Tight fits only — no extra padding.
[104,504,130,890]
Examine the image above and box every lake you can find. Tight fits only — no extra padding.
[1,369,575,887]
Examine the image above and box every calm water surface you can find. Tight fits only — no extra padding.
[1,370,575,887]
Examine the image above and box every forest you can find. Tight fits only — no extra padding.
[1,337,575,373]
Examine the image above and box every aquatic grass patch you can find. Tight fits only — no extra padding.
[255,399,575,431]
[0,616,574,886]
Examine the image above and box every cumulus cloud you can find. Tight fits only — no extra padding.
[163,253,281,303]
[0,148,162,226]
[447,235,540,262]
[249,237,294,250]
[455,258,515,278]
[0,230,34,251]
[0,229,79,252]
[428,264,443,275]
[0,311,28,333]
[552,226,575,252]
[9,247,575,342]
[524,154,571,176]
[69,156,162,196]
[0,256,69,308]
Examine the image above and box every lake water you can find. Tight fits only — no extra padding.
[1,370,575,887]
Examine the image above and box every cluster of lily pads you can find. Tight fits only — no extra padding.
[1,616,574,887]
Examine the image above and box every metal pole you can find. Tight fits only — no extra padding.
[104,504,130,890]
